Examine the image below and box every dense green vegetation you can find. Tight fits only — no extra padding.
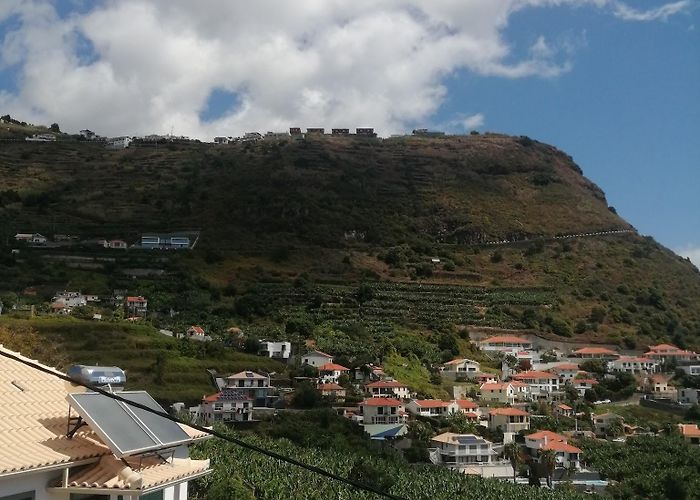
[191,411,584,500]
[579,435,700,499]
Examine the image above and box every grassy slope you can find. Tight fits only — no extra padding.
[0,134,699,351]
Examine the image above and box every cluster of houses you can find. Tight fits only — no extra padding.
[213,127,377,144]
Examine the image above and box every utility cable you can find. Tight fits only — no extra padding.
[0,349,405,500]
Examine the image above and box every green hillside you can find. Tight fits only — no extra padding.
[1,133,698,356]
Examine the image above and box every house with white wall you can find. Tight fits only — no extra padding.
[259,340,291,360]
[441,358,480,379]
[525,430,582,469]
[224,371,272,405]
[488,407,530,433]
[318,362,350,384]
[678,387,700,405]
[365,380,410,399]
[199,388,253,424]
[592,412,624,436]
[359,398,407,425]
[549,363,580,385]
[478,335,532,353]
[406,399,459,417]
[512,370,559,396]
[609,356,658,375]
[430,433,497,470]
[0,346,210,500]
[572,347,619,359]
[645,343,698,363]
[302,350,333,367]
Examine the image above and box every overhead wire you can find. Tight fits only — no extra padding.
[0,349,405,500]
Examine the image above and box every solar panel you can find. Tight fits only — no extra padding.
[67,391,192,457]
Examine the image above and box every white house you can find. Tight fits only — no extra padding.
[365,380,411,399]
[573,378,599,397]
[14,233,47,245]
[258,340,291,360]
[359,398,407,425]
[512,370,559,396]
[643,374,675,397]
[479,335,532,353]
[430,433,497,470]
[441,358,481,379]
[317,362,350,384]
[318,383,346,400]
[549,363,580,385]
[488,407,530,433]
[480,382,516,404]
[645,343,698,363]
[125,295,148,316]
[525,430,582,470]
[302,350,334,367]
[678,387,700,405]
[679,363,700,376]
[592,412,624,436]
[225,371,272,406]
[609,356,659,375]
[106,136,132,149]
[0,346,211,500]
[406,399,459,417]
[572,347,619,359]
[199,388,253,424]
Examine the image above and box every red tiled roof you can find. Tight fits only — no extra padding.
[318,383,344,391]
[557,404,573,410]
[464,412,479,419]
[318,363,350,371]
[203,392,252,402]
[366,380,407,388]
[513,370,558,380]
[362,398,402,407]
[509,381,528,388]
[126,296,146,302]
[189,326,205,334]
[575,378,599,385]
[413,399,452,408]
[544,441,582,453]
[678,424,700,437]
[648,343,679,352]
[306,350,333,358]
[481,335,531,344]
[481,382,511,390]
[552,363,579,371]
[527,430,567,441]
[573,347,618,355]
[489,407,529,416]
[456,399,478,409]
[617,356,655,363]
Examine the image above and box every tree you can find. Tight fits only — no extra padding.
[607,417,624,438]
[502,442,522,483]
[538,448,557,487]
[290,381,322,409]
[354,283,374,306]
[49,122,60,132]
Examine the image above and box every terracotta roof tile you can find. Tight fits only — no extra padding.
[573,347,618,355]
[513,370,558,380]
[480,335,531,344]
[361,398,402,407]
[366,380,407,388]
[318,363,350,371]
[489,407,529,416]
[413,399,452,408]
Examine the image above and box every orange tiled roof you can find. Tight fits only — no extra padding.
[362,398,402,407]
[318,363,350,371]
[318,383,344,391]
[0,346,111,475]
[480,335,531,344]
[551,363,579,371]
[527,430,567,442]
[544,441,582,453]
[573,347,618,355]
[489,407,529,416]
[413,399,452,408]
[481,382,510,390]
[678,424,700,437]
[64,455,210,490]
[513,370,558,380]
[557,403,573,411]
[366,380,407,388]
[456,399,478,409]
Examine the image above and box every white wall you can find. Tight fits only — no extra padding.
[0,469,66,500]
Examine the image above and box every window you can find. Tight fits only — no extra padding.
[1,492,35,500]
[140,492,165,500]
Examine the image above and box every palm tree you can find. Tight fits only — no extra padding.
[538,448,557,488]
[502,442,522,484]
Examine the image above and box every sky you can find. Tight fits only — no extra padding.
[0,0,698,260]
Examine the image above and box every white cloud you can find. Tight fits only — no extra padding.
[461,113,486,130]
[0,0,691,139]
[677,245,700,267]
[612,1,690,22]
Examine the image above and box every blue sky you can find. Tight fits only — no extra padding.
[0,1,697,256]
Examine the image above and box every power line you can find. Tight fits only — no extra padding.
[0,349,404,500]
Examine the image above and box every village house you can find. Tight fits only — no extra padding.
[258,340,291,360]
[455,400,481,421]
[141,233,191,250]
[317,362,350,384]
[125,295,148,316]
[678,361,700,376]
[302,350,334,367]
[289,127,302,135]
[488,407,530,433]
[525,430,582,469]
[318,383,346,401]
[678,387,700,405]
[100,238,128,249]
[472,372,500,385]
[441,358,480,379]
[512,370,559,396]
[644,343,698,363]
[224,371,272,406]
[678,424,700,445]
[354,363,386,382]
[359,398,407,425]
[406,399,459,417]
[553,403,574,418]
[50,291,87,313]
[573,378,599,397]
[572,347,619,359]
[213,136,232,144]
[0,346,211,500]
[306,127,324,134]
[609,356,659,375]
[592,412,624,436]
[14,232,47,245]
[264,131,290,140]
[549,363,581,385]
[186,325,210,340]
[365,380,411,399]
[199,388,253,424]
[643,374,675,398]
[355,127,376,136]
[331,128,350,135]
[478,335,533,353]
[105,136,132,149]
[79,128,97,139]
[480,382,528,404]
[430,433,497,470]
